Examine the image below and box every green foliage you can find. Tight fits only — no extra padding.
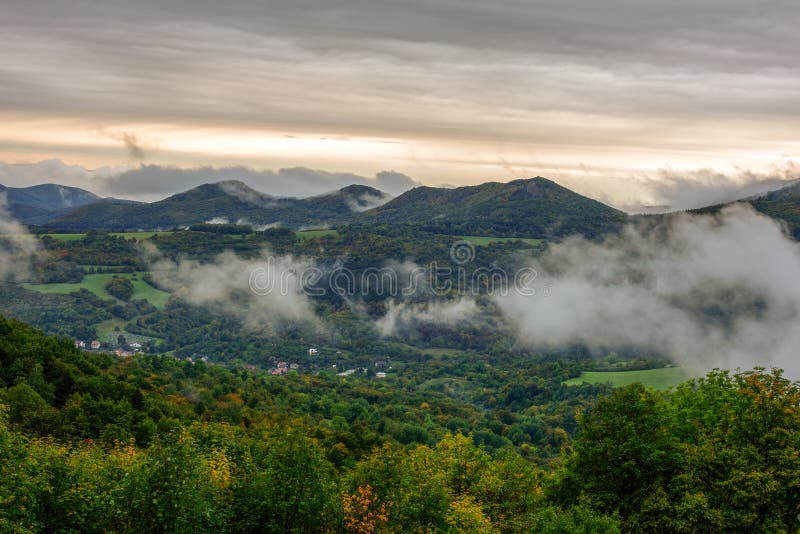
[104,276,134,301]
[557,370,800,532]
[188,222,254,235]
[230,426,338,533]
[1,317,798,532]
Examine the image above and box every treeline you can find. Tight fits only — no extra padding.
[0,420,618,533]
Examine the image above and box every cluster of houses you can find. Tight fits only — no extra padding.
[74,339,100,351]
[334,367,388,378]
[74,339,144,356]
[269,361,300,376]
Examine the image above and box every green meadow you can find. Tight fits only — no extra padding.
[296,229,339,240]
[23,272,171,309]
[42,231,171,241]
[563,367,694,390]
[458,235,544,246]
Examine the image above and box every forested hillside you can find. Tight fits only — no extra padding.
[44,182,387,231]
[353,177,627,238]
[1,317,798,532]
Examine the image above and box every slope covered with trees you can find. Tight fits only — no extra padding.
[1,316,798,532]
[353,177,627,239]
[44,182,387,231]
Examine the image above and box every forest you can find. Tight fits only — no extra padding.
[1,316,799,532]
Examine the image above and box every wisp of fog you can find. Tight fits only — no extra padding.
[0,194,39,282]
[143,244,319,333]
[496,204,800,377]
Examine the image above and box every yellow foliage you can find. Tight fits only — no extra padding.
[446,494,496,534]
[207,447,232,487]
[343,485,389,534]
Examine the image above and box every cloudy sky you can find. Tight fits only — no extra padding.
[1,0,799,209]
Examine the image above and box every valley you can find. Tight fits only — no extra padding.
[2,175,800,532]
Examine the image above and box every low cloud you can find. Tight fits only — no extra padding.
[103,165,420,201]
[563,162,800,213]
[0,160,420,202]
[0,193,39,281]
[495,204,800,376]
[145,246,319,332]
[0,160,126,194]
[376,297,480,336]
[345,191,390,213]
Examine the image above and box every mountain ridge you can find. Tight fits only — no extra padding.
[0,183,103,224]
[44,180,389,231]
[352,177,627,238]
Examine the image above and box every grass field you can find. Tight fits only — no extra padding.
[41,233,85,241]
[41,231,171,241]
[458,235,544,246]
[421,347,467,357]
[23,272,171,308]
[563,367,694,390]
[95,318,163,345]
[296,229,339,240]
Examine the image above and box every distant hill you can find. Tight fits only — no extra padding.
[0,183,103,224]
[45,181,389,231]
[681,181,800,239]
[749,182,800,236]
[352,177,627,238]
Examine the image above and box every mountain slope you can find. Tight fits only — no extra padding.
[681,181,800,239]
[749,182,800,237]
[0,183,102,224]
[45,181,388,231]
[353,177,627,238]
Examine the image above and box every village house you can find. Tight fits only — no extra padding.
[271,361,289,375]
[90,340,101,350]
[74,340,86,349]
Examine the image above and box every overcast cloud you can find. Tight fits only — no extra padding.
[1,1,799,199]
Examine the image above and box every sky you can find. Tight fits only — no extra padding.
[1,0,800,210]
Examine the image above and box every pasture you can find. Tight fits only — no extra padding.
[458,235,544,246]
[563,367,694,390]
[23,272,171,308]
